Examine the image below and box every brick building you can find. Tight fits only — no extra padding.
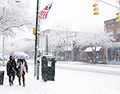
[104,18,120,64]
[73,18,120,64]
[104,18,120,42]
[73,43,104,63]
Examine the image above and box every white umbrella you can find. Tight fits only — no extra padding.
[10,52,29,59]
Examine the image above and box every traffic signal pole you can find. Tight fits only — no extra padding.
[34,0,40,78]
[93,1,99,15]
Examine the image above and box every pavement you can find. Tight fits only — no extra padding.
[0,60,120,94]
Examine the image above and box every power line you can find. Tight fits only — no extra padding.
[109,0,118,5]
[99,0,118,8]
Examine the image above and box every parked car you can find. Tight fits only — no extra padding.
[0,54,8,61]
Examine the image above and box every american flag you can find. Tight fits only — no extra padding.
[40,2,53,19]
[63,40,65,47]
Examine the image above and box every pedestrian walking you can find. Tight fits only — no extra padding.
[16,59,28,87]
[6,56,16,86]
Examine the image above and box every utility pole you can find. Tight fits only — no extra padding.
[46,35,48,55]
[2,32,5,66]
[66,29,68,61]
[34,0,41,78]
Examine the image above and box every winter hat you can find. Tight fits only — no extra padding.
[9,56,12,60]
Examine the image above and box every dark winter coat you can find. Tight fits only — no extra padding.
[7,60,17,76]
[16,60,28,77]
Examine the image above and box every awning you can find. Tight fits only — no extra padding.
[84,47,103,52]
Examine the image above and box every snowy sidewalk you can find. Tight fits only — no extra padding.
[0,64,58,94]
[0,60,120,94]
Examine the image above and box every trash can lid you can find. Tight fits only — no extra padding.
[43,55,55,59]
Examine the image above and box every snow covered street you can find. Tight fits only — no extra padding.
[0,60,120,94]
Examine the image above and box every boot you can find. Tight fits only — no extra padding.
[9,82,12,86]
[11,81,13,85]
[23,82,25,87]
[19,82,21,86]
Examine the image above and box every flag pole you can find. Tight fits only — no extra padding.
[35,0,53,78]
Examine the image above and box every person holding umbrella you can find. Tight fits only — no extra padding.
[16,59,28,87]
[6,56,17,86]
[10,51,29,86]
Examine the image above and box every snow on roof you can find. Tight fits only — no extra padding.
[84,47,102,52]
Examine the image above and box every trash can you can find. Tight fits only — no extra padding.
[0,71,4,85]
[41,55,56,82]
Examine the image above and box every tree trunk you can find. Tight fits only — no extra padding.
[102,46,107,64]
[92,46,96,64]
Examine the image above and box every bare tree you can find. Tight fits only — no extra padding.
[75,26,115,63]
[51,20,71,47]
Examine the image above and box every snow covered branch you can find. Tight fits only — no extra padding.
[0,0,34,37]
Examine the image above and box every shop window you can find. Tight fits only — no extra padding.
[119,48,120,61]
[87,52,93,62]
[108,48,112,61]
[116,29,120,40]
[113,48,116,61]
[115,48,119,61]
[80,51,85,60]
[83,53,86,60]
[108,47,120,62]
[109,30,113,37]
[96,52,103,62]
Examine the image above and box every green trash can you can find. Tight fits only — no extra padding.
[0,71,4,85]
[41,55,56,82]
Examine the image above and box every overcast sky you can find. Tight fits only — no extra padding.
[30,0,119,31]
[3,0,120,41]
[0,0,120,53]
[11,0,119,40]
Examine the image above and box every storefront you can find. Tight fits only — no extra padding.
[108,47,120,64]
[84,47,103,63]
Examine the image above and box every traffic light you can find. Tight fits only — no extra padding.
[116,12,120,23]
[33,27,36,35]
[93,3,99,15]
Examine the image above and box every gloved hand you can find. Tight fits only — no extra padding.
[26,70,28,73]
[7,73,9,76]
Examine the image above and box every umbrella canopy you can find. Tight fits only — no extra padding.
[10,52,29,59]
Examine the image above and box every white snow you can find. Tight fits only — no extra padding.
[84,47,102,52]
[0,60,120,94]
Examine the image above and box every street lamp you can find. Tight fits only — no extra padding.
[57,26,68,61]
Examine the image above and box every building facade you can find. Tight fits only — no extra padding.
[39,29,79,61]
[73,43,104,63]
[39,29,51,56]
[104,18,120,64]
[73,18,120,64]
